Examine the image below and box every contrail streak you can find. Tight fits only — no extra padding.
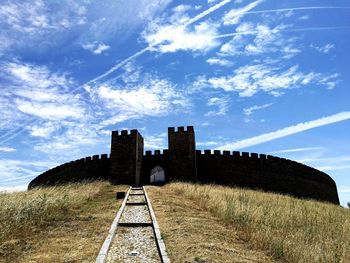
[0,0,234,145]
[219,111,350,150]
[88,0,233,85]
[214,26,350,39]
[246,6,350,14]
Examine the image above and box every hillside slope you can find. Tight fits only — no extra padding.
[0,182,127,263]
[147,183,350,263]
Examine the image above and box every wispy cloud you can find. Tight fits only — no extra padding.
[205,97,230,116]
[316,165,350,172]
[222,0,263,25]
[268,147,323,154]
[206,57,234,66]
[219,111,350,150]
[82,42,110,54]
[88,69,189,127]
[310,43,335,54]
[89,0,232,84]
[243,103,273,116]
[0,147,16,152]
[245,6,350,15]
[205,64,338,97]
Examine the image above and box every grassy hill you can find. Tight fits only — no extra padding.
[147,183,350,263]
[0,182,127,262]
[1,181,349,262]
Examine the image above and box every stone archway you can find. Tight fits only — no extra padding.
[150,166,165,184]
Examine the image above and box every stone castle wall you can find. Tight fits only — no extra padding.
[28,127,340,204]
[28,154,110,188]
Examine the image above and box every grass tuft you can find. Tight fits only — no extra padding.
[165,182,350,263]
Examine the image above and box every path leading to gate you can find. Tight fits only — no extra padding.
[96,186,170,263]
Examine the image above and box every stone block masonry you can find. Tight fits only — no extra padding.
[29,126,340,205]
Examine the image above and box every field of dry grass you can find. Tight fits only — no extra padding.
[147,185,276,263]
[0,181,127,263]
[148,183,350,263]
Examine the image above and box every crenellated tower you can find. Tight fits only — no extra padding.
[168,126,197,182]
[110,129,144,186]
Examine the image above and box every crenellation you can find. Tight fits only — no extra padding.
[223,150,230,156]
[29,126,340,204]
[232,151,240,158]
[187,126,194,132]
[251,153,258,158]
[178,126,185,132]
[242,152,249,158]
[204,149,211,155]
[259,154,267,159]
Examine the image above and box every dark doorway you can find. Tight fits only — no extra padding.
[150,166,165,184]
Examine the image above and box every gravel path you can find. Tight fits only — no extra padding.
[105,188,161,263]
[127,195,146,204]
[129,190,144,195]
[119,205,151,224]
[106,227,160,263]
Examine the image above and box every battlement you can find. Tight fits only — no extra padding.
[144,149,169,156]
[168,126,194,133]
[196,150,271,159]
[29,126,339,204]
[112,129,139,136]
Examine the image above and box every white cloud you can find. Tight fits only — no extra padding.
[218,23,300,59]
[0,185,27,193]
[0,147,16,152]
[243,103,273,116]
[1,61,86,121]
[0,159,58,186]
[205,97,230,116]
[143,20,221,53]
[15,100,83,120]
[197,141,219,147]
[206,57,234,66]
[0,0,172,55]
[222,0,263,25]
[268,147,324,154]
[219,111,350,150]
[82,42,110,54]
[316,165,350,172]
[206,64,337,97]
[310,43,335,54]
[88,72,189,126]
[144,134,167,149]
[29,122,57,138]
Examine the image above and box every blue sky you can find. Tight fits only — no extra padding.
[0,0,349,205]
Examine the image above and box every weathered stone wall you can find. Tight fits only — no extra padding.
[168,126,197,182]
[28,150,339,204]
[28,154,110,189]
[28,127,339,204]
[110,129,144,186]
[195,150,339,204]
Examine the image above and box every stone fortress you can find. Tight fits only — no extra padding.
[29,126,339,204]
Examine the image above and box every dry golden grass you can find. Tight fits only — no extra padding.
[147,185,276,263]
[0,181,127,263]
[151,183,350,263]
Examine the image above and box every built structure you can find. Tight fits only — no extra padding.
[28,126,339,204]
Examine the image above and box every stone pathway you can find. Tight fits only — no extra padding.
[104,187,166,263]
